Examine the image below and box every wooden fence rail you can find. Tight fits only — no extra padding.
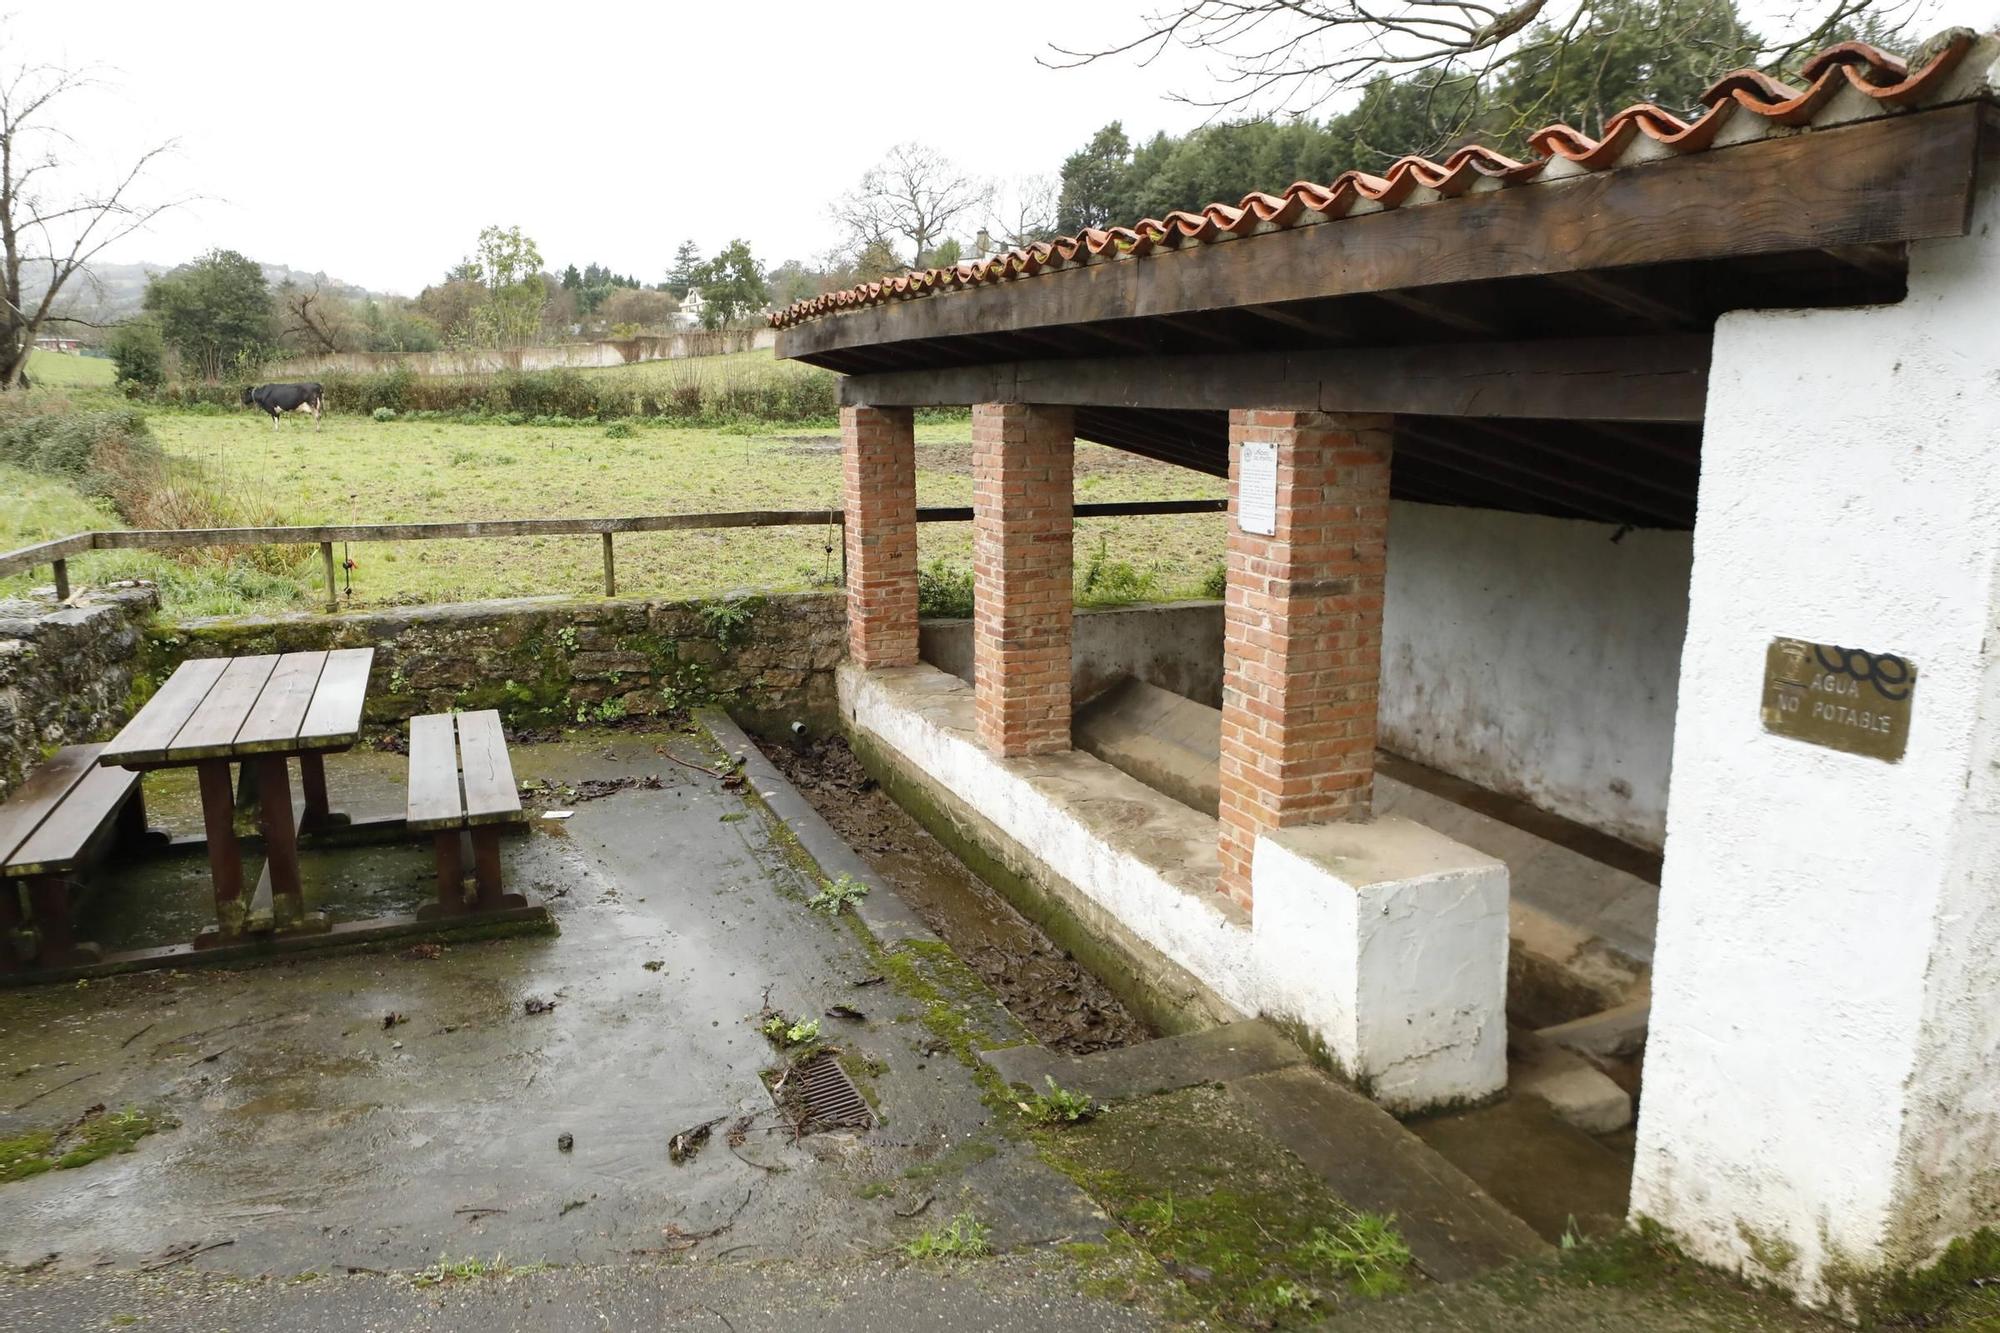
[0,499,1227,609]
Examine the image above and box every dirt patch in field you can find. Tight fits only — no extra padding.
[755,733,1150,1055]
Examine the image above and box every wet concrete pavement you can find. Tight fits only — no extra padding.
[0,729,1105,1282]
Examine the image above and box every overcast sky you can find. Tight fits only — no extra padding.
[13,0,1994,297]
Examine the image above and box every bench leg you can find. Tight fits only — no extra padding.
[197,759,247,943]
[0,882,24,974]
[416,829,469,919]
[470,826,526,912]
[115,780,158,850]
[23,875,101,968]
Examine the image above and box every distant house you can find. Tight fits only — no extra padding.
[675,287,706,330]
[33,337,82,354]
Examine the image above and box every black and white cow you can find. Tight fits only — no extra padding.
[242,382,325,430]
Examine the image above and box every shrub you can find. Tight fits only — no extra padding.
[1199,560,1227,599]
[1077,537,1161,606]
[106,321,165,388]
[602,421,634,439]
[917,559,974,618]
[0,396,164,504]
[371,406,397,422]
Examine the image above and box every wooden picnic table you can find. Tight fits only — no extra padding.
[98,648,375,944]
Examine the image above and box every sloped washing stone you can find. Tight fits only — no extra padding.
[979,1019,1303,1101]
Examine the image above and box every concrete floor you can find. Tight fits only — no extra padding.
[0,723,1847,1332]
[0,730,1102,1279]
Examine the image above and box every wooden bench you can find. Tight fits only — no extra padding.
[407,710,528,918]
[0,744,146,969]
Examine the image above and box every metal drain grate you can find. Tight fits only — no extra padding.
[794,1051,875,1132]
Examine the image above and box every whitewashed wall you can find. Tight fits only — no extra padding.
[1631,156,2000,1304]
[1380,502,1692,849]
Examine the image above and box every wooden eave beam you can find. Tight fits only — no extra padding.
[776,105,1981,363]
[840,335,1710,423]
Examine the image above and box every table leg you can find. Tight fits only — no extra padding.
[298,752,333,829]
[255,755,306,929]
[25,875,99,967]
[196,760,247,943]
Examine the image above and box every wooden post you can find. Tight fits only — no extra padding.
[50,559,68,602]
[320,542,338,611]
[601,532,616,597]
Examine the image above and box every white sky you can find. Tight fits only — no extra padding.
[13,0,1996,296]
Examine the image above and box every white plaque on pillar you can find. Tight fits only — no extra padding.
[1239,442,1278,536]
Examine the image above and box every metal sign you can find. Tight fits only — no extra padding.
[1762,637,1916,762]
[1238,442,1277,536]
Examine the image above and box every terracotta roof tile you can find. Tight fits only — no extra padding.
[772,31,1984,330]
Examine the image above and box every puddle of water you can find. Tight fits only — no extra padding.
[754,733,1151,1054]
[75,841,434,953]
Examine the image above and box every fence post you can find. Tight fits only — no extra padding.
[601,533,616,598]
[320,542,338,612]
[51,559,68,602]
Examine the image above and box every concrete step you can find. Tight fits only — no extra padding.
[1229,1066,1551,1283]
[1510,1030,1633,1135]
[980,1019,1303,1101]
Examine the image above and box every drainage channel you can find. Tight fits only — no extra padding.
[754,732,1153,1054]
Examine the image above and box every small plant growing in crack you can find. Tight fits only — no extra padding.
[1018,1076,1101,1127]
[903,1211,991,1261]
[807,873,869,917]
[760,1012,821,1050]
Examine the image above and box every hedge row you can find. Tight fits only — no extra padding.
[134,364,840,425]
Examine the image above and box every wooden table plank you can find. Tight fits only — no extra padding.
[99,658,229,767]
[457,711,524,826]
[236,652,330,753]
[0,745,98,864]
[406,713,464,832]
[170,655,281,760]
[298,648,374,748]
[7,763,139,877]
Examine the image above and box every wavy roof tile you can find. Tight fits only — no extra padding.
[772,31,1987,330]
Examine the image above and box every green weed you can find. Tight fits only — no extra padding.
[904,1211,992,1262]
[807,873,869,917]
[1292,1213,1414,1299]
[1017,1076,1101,1127]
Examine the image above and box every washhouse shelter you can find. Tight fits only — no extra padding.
[775,33,2000,1307]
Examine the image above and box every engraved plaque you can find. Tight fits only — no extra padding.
[1762,637,1915,762]
[1238,442,1277,536]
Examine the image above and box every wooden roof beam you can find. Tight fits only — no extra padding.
[841,335,1710,423]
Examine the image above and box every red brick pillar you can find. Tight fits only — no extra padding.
[842,404,918,668]
[1218,410,1392,910]
[972,402,1075,757]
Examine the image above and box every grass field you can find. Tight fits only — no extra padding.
[10,401,1226,615]
[26,349,116,388]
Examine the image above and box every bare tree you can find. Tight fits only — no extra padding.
[834,143,979,269]
[986,174,1062,251]
[1044,0,1919,122]
[280,279,344,355]
[0,51,180,387]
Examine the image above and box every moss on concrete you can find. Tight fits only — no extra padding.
[0,1106,167,1184]
[1034,1083,1417,1327]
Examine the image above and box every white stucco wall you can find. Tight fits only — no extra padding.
[1380,503,1692,850]
[1631,160,2000,1303]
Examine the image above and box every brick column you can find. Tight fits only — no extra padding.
[842,404,918,668]
[972,402,1075,757]
[1217,410,1392,909]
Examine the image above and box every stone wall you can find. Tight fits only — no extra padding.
[0,585,158,796]
[149,592,846,734]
